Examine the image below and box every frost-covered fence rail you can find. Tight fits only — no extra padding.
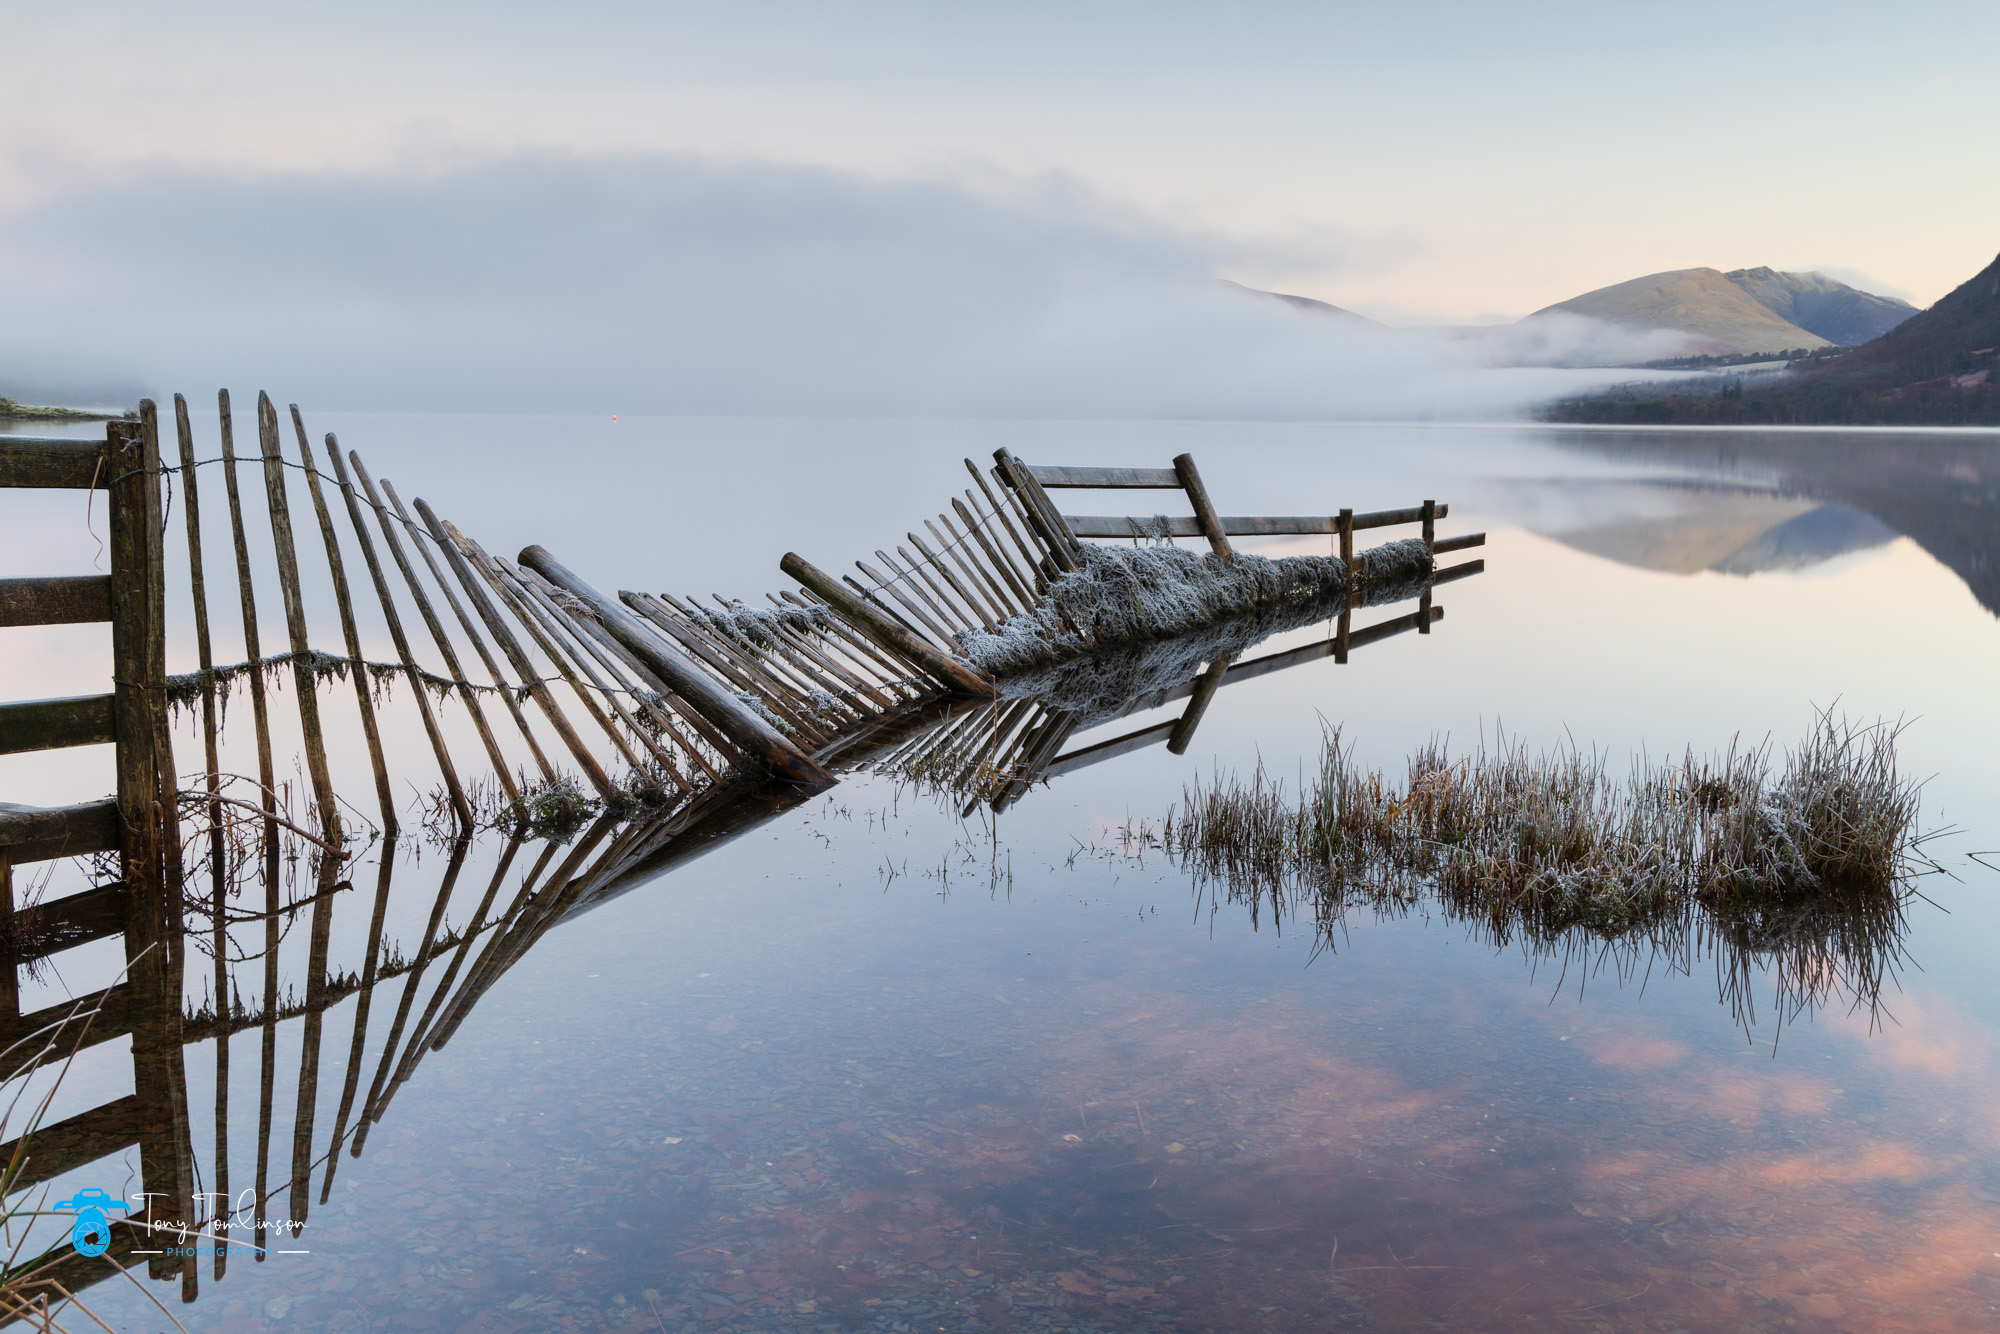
[782,446,1486,696]
[826,449,1490,812]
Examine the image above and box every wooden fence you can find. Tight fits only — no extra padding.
[0,400,1488,1316]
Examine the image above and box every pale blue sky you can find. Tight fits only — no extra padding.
[8,1,1993,318]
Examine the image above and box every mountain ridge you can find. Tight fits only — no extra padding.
[1543,250,2000,426]
[1721,267,1915,347]
[1526,267,1833,356]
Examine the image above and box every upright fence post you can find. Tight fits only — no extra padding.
[1336,507,1354,665]
[112,404,196,1287]
[1418,499,1435,635]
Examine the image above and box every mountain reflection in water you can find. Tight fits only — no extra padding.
[1543,428,2000,611]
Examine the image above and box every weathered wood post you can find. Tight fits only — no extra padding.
[1167,654,1232,755]
[1419,499,1435,635]
[108,410,172,940]
[519,545,839,790]
[1336,507,1354,665]
[1172,454,1234,564]
[113,404,197,1287]
[778,553,996,699]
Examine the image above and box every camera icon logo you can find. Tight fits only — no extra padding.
[53,1188,128,1258]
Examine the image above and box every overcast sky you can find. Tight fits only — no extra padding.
[4,1,1993,413]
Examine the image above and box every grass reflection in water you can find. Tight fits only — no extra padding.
[1147,711,1939,1036]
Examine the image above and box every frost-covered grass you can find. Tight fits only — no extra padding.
[1169,713,1927,926]
[1153,713,1935,1024]
[958,537,1432,677]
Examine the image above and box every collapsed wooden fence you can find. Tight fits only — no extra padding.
[0,395,1483,1314]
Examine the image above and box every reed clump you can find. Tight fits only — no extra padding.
[1169,712,1930,940]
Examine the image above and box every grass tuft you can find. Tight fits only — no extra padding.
[1160,711,1938,1028]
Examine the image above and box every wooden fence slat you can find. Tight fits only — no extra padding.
[623,593,822,742]
[474,550,647,772]
[1418,499,1436,634]
[420,509,619,802]
[957,492,1037,609]
[255,392,342,843]
[172,394,229,965]
[1026,465,1182,488]
[1042,718,1179,778]
[323,440,473,828]
[286,860,339,1224]
[779,590,922,693]
[291,407,397,834]
[515,578,698,793]
[875,550,968,638]
[7,880,127,955]
[988,464,1057,576]
[910,527,998,631]
[519,546,835,789]
[967,462,1046,594]
[1062,505,1452,538]
[381,478,557,785]
[1434,558,1484,585]
[3,987,137,1061]
[0,693,116,755]
[350,837,471,1158]
[1167,653,1232,755]
[320,843,399,1203]
[348,455,527,800]
[0,575,111,627]
[0,437,109,489]
[779,553,995,699]
[0,797,120,862]
[216,389,281,866]
[942,506,1024,619]
[993,451,1081,570]
[0,1092,144,1191]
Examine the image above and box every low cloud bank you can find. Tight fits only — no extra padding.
[0,155,1659,418]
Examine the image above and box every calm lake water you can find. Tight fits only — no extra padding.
[4,418,1999,1331]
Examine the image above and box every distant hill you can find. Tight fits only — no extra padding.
[1544,250,2000,426]
[1523,265,1916,357]
[1222,280,1380,325]
[1527,268,1824,355]
[1721,267,1915,346]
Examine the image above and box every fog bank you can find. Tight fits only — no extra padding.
[0,155,1662,418]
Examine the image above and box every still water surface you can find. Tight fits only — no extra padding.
[6,419,1999,1331]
